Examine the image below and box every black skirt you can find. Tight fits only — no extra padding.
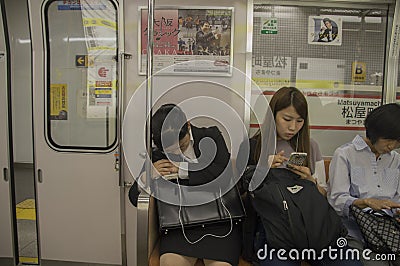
[159,222,242,266]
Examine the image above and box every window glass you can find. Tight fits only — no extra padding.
[251,4,388,156]
[45,0,118,150]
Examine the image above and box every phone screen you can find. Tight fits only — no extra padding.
[287,152,307,166]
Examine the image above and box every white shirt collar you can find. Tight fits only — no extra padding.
[189,127,194,142]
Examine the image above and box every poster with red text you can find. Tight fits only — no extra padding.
[139,7,233,76]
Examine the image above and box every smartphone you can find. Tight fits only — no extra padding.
[287,152,307,166]
[163,173,179,180]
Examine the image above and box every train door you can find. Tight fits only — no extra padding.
[28,0,123,264]
[3,0,38,264]
[0,1,15,265]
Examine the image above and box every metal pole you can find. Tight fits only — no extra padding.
[137,0,155,265]
[145,0,154,180]
[384,0,400,104]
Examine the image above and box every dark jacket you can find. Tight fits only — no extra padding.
[318,26,338,42]
[128,125,231,206]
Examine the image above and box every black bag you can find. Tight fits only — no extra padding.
[156,181,246,231]
[238,166,260,263]
[249,168,347,251]
[350,205,400,254]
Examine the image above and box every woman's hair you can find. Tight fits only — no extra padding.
[151,104,189,150]
[252,87,311,167]
[365,103,400,144]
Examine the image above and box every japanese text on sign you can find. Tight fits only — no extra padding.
[252,55,288,68]
[338,99,380,125]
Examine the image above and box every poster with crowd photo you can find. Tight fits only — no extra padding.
[308,16,342,45]
[139,7,233,75]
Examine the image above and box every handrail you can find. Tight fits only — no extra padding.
[137,193,150,266]
[384,0,400,104]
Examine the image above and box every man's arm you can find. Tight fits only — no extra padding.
[327,149,356,218]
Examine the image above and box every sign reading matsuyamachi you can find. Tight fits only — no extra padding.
[304,92,381,129]
[336,98,380,126]
[254,90,381,130]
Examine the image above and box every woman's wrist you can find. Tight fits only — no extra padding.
[305,176,317,185]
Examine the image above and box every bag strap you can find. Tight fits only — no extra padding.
[176,178,234,244]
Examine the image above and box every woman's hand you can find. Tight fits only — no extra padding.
[353,198,400,211]
[287,163,315,184]
[269,150,288,168]
[286,163,327,196]
[152,159,179,179]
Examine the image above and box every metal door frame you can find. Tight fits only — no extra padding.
[0,0,18,264]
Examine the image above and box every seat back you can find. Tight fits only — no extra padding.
[324,158,331,182]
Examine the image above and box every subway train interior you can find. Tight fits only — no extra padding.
[0,0,399,265]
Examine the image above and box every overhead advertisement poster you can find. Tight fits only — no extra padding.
[308,16,342,46]
[139,7,234,76]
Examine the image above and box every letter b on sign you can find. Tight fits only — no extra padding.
[352,61,366,82]
[355,65,363,74]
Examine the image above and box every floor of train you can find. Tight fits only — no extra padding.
[15,163,38,264]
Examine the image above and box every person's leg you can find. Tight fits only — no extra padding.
[160,253,197,266]
[203,259,231,266]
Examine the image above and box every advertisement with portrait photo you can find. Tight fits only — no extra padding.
[139,7,233,75]
[308,16,342,46]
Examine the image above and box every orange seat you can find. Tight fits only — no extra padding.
[324,158,331,182]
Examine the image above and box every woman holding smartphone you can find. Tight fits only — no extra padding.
[238,86,327,195]
[237,87,332,266]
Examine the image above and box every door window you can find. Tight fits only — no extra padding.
[44,0,118,150]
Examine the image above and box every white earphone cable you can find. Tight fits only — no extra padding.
[176,177,233,244]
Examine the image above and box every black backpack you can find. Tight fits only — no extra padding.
[248,167,347,252]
